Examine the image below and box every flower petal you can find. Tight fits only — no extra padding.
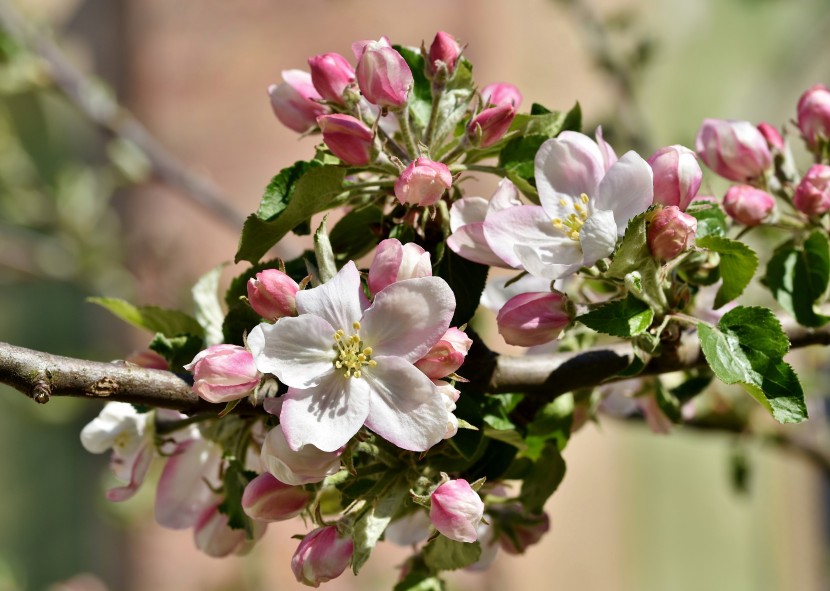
[155,438,223,530]
[535,132,604,218]
[360,277,455,362]
[595,151,653,234]
[484,205,558,269]
[279,373,370,452]
[248,317,336,389]
[513,242,583,280]
[363,357,448,451]
[295,261,368,330]
[106,444,153,502]
[447,222,512,267]
[579,209,618,267]
[449,196,489,232]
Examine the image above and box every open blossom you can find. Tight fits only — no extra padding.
[80,402,154,502]
[292,526,354,587]
[155,437,223,530]
[248,261,455,452]
[185,344,261,404]
[260,425,342,485]
[429,479,484,543]
[485,131,653,280]
[367,238,432,294]
[268,70,328,133]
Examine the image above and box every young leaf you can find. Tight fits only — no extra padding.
[696,235,759,308]
[607,209,667,309]
[89,297,203,337]
[257,160,315,220]
[519,441,566,513]
[697,306,807,424]
[351,474,409,574]
[192,263,226,347]
[764,230,830,327]
[686,200,727,239]
[329,205,384,262]
[149,332,204,373]
[235,165,346,264]
[218,459,257,538]
[422,536,482,572]
[577,294,654,337]
[394,572,446,591]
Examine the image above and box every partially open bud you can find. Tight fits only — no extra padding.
[723,185,775,226]
[193,504,250,557]
[793,164,830,216]
[647,206,697,261]
[368,238,432,294]
[355,39,413,108]
[260,426,342,485]
[647,145,702,211]
[268,70,328,133]
[467,104,515,148]
[308,53,355,106]
[427,31,461,80]
[184,345,261,404]
[247,269,299,321]
[415,327,473,380]
[497,292,571,347]
[291,526,354,587]
[757,122,785,151]
[317,114,374,166]
[797,84,830,151]
[242,472,311,522]
[481,83,523,108]
[695,119,772,182]
[429,479,484,543]
[394,157,453,207]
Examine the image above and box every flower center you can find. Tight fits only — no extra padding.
[333,321,376,378]
[551,193,590,241]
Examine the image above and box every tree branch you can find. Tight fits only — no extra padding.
[0,1,245,230]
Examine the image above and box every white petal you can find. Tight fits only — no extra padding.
[447,223,511,267]
[155,438,223,530]
[513,242,583,280]
[449,197,489,232]
[595,151,654,234]
[279,373,371,452]
[295,261,368,331]
[535,132,604,218]
[488,178,523,211]
[248,317,336,388]
[360,277,455,362]
[484,205,558,268]
[363,357,448,451]
[579,210,619,267]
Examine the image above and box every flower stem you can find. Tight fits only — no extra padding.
[397,107,419,160]
[424,84,445,149]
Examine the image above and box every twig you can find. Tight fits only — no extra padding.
[0,1,245,230]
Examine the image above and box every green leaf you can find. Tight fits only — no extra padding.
[764,230,830,327]
[329,205,384,262]
[257,160,315,220]
[394,572,446,591]
[149,332,204,373]
[698,306,807,423]
[519,441,566,513]
[607,209,667,309]
[218,459,256,538]
[89,297,203,337]
[696,236,759,308]
[235,165,346,264]
[686,200,727,239]
[192,264,226,346]
[525,394,573,457]
[394,45,432,128]
[434,248,489,326]
[352,474,409,574]
[422,536,481,572]
[577,294,654,337]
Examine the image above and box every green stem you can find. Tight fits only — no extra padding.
[397,107,419,159]
[376,126,409,162]
[424,84,445,149]
[343,180,396,190]
[460,164,507,175]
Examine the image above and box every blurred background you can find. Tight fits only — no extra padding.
[1,0,829,589]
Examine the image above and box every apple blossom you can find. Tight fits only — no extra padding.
[695,119,772,182]
[291,526,354,587]
[497,292,571,347]
[467,104,515,147]
[242,472,311,521]
[193,503,264,557]
[308,52,355,105]
[414,327,472,379]
[155,437,223,529]
[268,70,328,133]
[355,38,412,108]
[247,268,300,320]
[797,84,830,150]
[723,185,775,226]
[317,114,374,166]
[184,344,261,404]
[485,131,654,280]
[647,206,697,261]
[481,82,523,108]
[429,478,484,543]
[260,425,342,485]
[367,238,432,294]
[394,157,453,207]
[793,164,830,216]
[647,145,701,211]
[427,31,461,79]
[248,261,455,452]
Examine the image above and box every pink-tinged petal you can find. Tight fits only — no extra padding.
[248,317,336,389]
[260,426,342,485]
[363,357,448,451]
[280,373,371,452]
[489,178,523,211]
[447,222,513,267]
[484,205,559,268]
[579,209,618,267]
[595,126,618,171]
[535,133,604,217]
[595,151,654,234]
[360,277,455,362]
[106,444,153,502]
[449,197,488,232]
[513,241,583,280]
[155,439,223,529]
[367,239,404,295]
[296,261,368,331]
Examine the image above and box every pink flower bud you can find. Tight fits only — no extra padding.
[427,31,461,79]
[415,327,473,379]
[247,269,299,320]
[757,122,785,151]
[193,504,248,557]
[647,206,698,261]
[125,350,169,370]
[489,504,550,555]
[695,119,772,182]
[793,164,830,216]
[260,426,342,485]
[723,185,775,226]
[268,70,328,133]
[291,526,354,587]
[481,83,523,108]
[647,145,702,211]
[797,84,830,150]
[184,345,260,404]
[308,53,355,106]
[355,39,413,108]
[242,472,311,522]
[394,157,453,207]
[317,114,374,166]
[467,104,516,148]
[367,238,432,294]
[497,292,571,347]
[429,479,484,543]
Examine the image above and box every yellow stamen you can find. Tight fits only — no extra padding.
[332,324,376,378]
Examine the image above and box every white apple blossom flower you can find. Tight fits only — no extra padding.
[248,261,456,453]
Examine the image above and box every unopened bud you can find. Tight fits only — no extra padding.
[355,38,413,108]
[394,157,453,207]
[481,83,523,108]
[291,526,354,587]
[797,84,830,151]
[427,31,461,80]
[793,164,830,216]
[247,269,299,321]
[429,479,484,543]
[695,119,772,182]
[184,345,260,404]
[242,472,311,522]
[308,53,356,105]
[647,145,702,211]
[317,114,374,166]
[647,206,698,261]
[467,104,515,148]
[414,327,473,380]
[723,185,775,226]
[757,122,785,151]
[367,238,432,294]
[497,292,571,347]
[268,70,328,133]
